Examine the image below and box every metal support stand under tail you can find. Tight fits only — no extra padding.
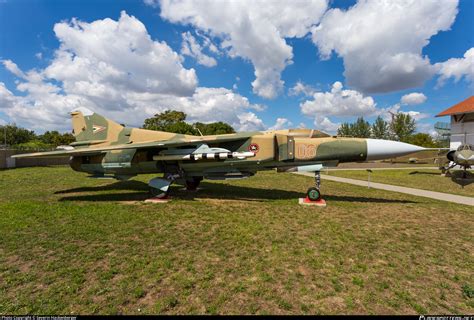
[299,171,326,207]
[146,173,179,203]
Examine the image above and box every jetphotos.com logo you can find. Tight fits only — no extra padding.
[419,316,474,320]
[92,125,106,134]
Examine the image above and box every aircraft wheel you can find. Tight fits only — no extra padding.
[185,177,203,190]
[307,187,321,201]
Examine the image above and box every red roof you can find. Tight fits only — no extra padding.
[436,96,474,117]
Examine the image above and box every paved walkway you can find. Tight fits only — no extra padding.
[325,167,439,171]
[296,172,474,206]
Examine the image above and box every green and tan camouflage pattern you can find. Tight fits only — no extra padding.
[15,110,370,180]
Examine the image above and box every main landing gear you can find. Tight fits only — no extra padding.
[184,177,203,191]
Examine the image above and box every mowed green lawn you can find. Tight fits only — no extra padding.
[0,166,472,315]
[327,169,474,197]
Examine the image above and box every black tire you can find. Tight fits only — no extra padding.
[307,187,321,201]
[185,177,203,190]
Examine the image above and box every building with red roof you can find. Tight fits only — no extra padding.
[436,96,474,149]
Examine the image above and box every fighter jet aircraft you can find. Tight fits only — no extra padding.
[445,144,474,171]
[436,143,474,187]
[13,108,429,201]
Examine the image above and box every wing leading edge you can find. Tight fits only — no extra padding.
[11,132,257,159]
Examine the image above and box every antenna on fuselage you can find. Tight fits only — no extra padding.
[194,125,204,136]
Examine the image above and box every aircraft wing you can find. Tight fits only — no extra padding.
[12,148,106,158]
[11,132,257,159]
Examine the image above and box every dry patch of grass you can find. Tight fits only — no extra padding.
[0,166,472,314]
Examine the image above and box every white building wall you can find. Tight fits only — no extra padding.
[450,112,474,149]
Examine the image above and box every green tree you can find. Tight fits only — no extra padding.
[352,117,371,138]
[14,140,52,150]
[337,122,353,137]
[194,122,235,135]
[143,110,235,135]
[40,131,75,146]
[143,110,197,135]
[406,133,437,148]
[433,136,449,148]
[390,113,416,142]
[337,117,371,138]
[0,124,36,146]
[371,116,389,139]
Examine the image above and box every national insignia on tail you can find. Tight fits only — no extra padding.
[92,125,106,134]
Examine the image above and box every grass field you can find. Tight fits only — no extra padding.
[327,169,474,197]
[0,166,473,315]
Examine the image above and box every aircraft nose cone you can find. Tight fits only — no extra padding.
[366,139,425,161]
[456,151,474,165]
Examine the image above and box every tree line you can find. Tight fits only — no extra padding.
[337,114,446,148]
[0,110,235,149]
[0,125,75,150]
[142,110,235,135]
[1,110,443,150]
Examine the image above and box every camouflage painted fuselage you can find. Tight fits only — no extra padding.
[65,110,368,181]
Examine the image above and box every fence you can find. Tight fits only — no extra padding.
[0,150,69,169]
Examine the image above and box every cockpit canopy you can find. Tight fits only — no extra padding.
[457,144,473,151]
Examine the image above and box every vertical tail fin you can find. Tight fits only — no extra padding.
[70,107,123,143]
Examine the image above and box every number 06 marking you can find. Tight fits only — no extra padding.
[296,144,316,159]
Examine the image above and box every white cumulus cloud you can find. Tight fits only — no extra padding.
[46,11,198,98]
[378,103,430,122]
[268,118,292,130]
[0,12,264,132]
[416,122,437,136]
[435,47,474,86]
[2,60,26,78]
[300,81,377,134]
[301,81,377,118]
[312,0,458,94]
[0,83,17,110]
[288,81,318,97]
[181,31,217,67]
[158,0,328,99]
[314,116,339,133]
[237,112,266,131]
[401,92,427,105]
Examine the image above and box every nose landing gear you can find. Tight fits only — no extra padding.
[307,170,322,201]
[300,171,326,206]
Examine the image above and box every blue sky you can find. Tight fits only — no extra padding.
[0,0,473,134]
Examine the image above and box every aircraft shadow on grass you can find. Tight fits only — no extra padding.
[409,170,473,187]
[409,171,441,176]
[56,180,416,204]
[448,171,474,187]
